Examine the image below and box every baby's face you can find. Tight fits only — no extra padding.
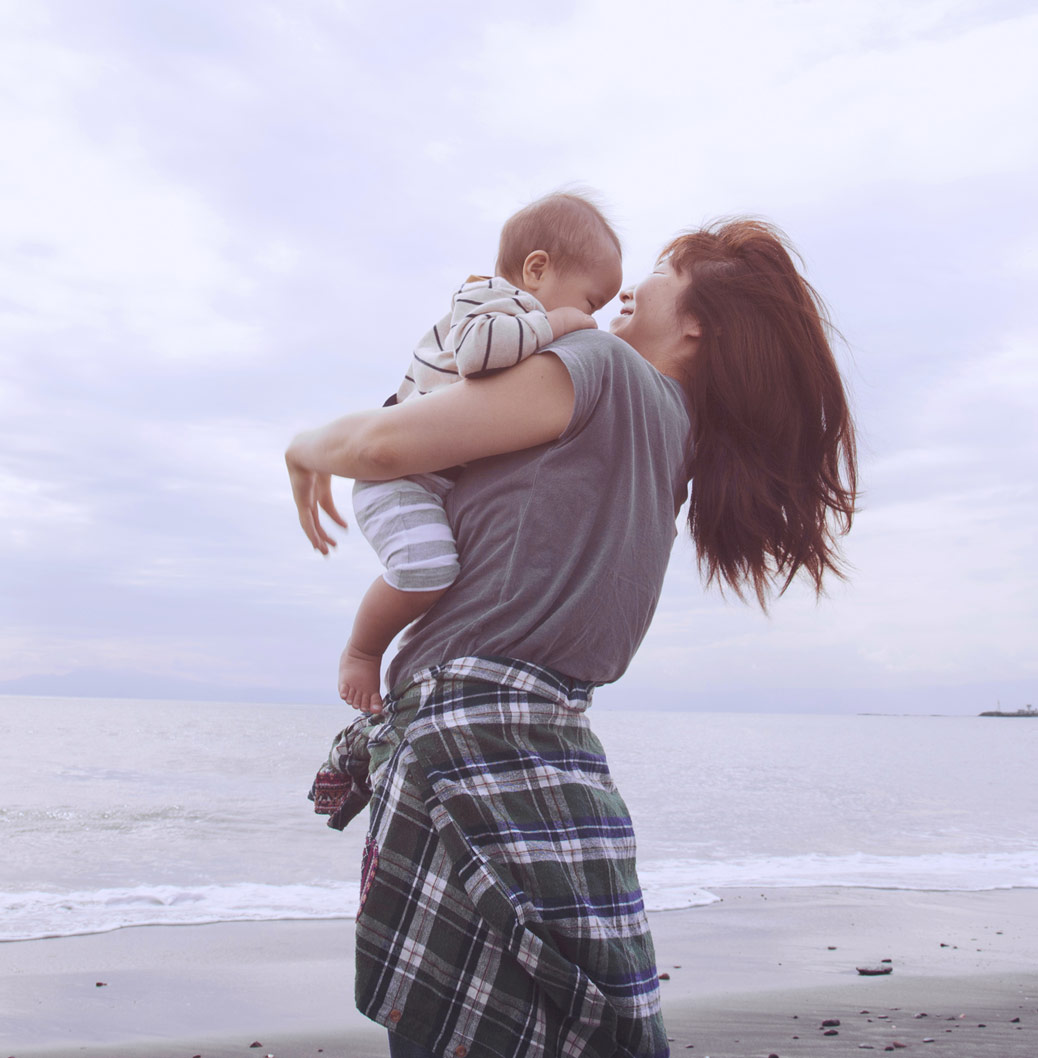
[537,242,623,317]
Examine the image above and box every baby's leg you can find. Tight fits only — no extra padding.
[347,476,460,711]
[340,580,446,712]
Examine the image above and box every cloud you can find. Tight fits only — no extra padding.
[1,0,1035,710]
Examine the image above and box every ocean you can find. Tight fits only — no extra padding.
[2,695,1036,942]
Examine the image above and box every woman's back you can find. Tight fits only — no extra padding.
[386,330,694,689]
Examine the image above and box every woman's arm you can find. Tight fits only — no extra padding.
[286,351,574,552]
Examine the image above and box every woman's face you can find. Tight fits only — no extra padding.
[608,257,693,355]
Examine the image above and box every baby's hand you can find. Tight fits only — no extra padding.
[546,306,599,339]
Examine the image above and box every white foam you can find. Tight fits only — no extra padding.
[638,848,1038,902]
[6,848,1036,941]
[0,882,360,942]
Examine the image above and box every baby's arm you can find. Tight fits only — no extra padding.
[450,279,594,377]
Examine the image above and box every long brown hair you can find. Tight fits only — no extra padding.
[662,219,857,608]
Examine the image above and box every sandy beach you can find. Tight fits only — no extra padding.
[4,887,1036,1058]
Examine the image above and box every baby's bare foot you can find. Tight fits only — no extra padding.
[339,641,383,713]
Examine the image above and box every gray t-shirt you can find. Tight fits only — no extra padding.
[385,330,694,690]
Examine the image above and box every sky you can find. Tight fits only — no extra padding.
[1,0,1035,714]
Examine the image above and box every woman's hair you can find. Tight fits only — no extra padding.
[495,191,622,285]
[662,219,857,608]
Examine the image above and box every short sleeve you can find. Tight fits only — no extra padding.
[546,331,637,442]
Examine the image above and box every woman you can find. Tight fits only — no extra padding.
[286,219,856,1058]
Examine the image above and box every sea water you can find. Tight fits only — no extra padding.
[2,696,1036,941]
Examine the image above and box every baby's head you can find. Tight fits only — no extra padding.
[496,191,623,316]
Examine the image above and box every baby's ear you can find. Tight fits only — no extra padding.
[521,250,551,290]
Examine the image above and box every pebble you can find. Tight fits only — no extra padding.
[823,1029,839,1036]
[821,1018,841,1027]
[249,1043,263,1049]
[923,1038,935,1043]
[94,981,107,987]
[658,972,671,980]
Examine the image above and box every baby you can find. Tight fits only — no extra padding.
[342,191,623,710]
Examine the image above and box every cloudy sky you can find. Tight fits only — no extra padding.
[2,0,1034,713]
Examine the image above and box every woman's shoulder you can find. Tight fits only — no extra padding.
[546,329,683,401]
[543,329,653,381]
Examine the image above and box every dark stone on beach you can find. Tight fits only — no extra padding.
[95,981,107,987]
[828,945,837,949]
[823,1028,839,1036]
[1011,1016,1021,1022]
[821,1019,841,1027]
[881,958,892,963]
[856,965,893,975]
[914,1012,928,1018]
[250,1044,263,1049]
[978,1023,986,1027]
[768,1053,780,1057]
[658,972,670,980]
[923,1038,935,1043]
[940,942,949,947]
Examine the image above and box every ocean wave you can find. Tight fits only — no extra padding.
[4,851,1037,941]
[638,849,1038,899]
[0,882,361,942]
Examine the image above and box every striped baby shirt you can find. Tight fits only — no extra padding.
[394,276,555,401]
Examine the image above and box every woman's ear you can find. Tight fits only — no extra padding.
[684,315,703,340]
[521,250,551,292]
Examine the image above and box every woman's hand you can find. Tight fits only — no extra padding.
[286,447,349,554]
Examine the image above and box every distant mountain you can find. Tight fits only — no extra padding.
[0,668,323,705]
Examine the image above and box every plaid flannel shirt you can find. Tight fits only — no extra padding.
[349,656,669,1058]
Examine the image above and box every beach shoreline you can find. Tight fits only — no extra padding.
[4,886,1036,1057]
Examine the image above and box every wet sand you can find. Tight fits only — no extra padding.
[4,887,1036,1057]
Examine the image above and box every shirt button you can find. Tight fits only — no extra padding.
[389,1009,402,1022]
